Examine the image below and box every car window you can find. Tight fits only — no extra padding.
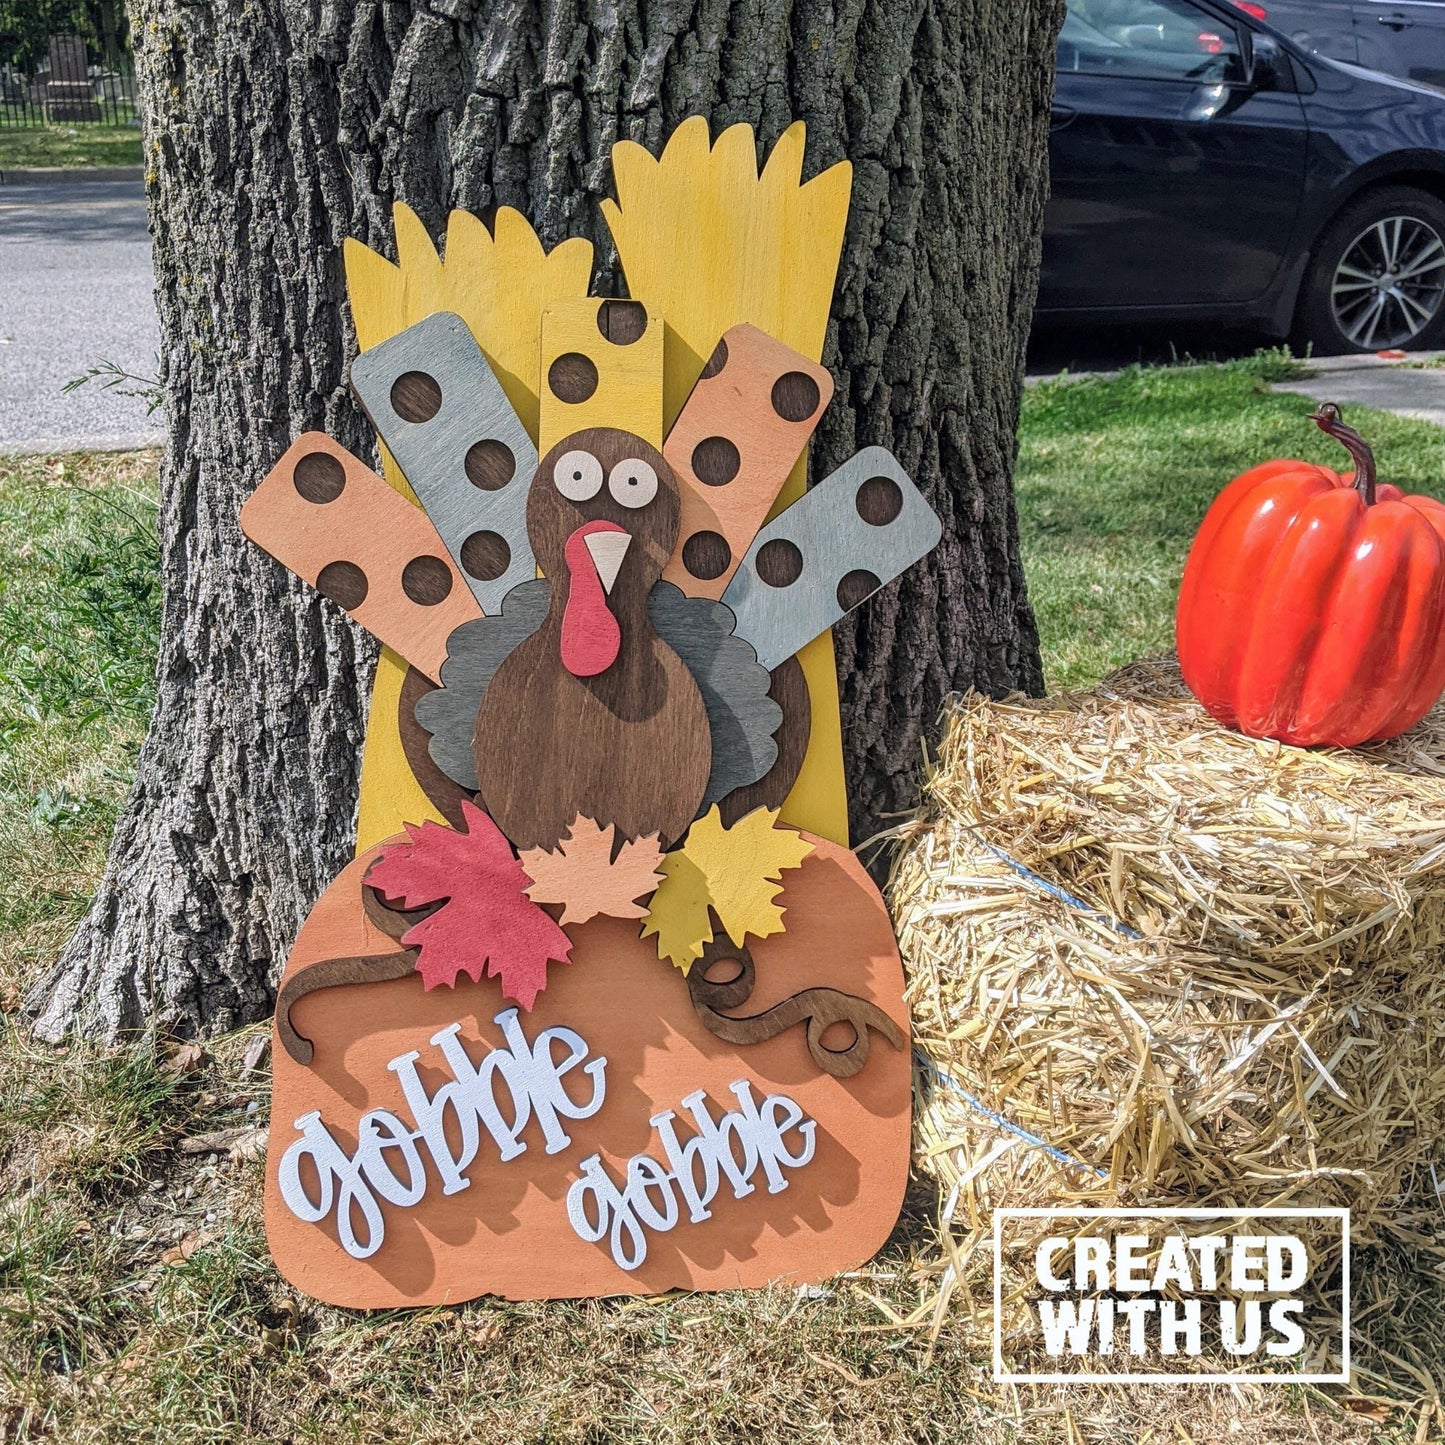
[1058,0,1248,82]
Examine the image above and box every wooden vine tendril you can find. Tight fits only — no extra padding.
[685,919,905,1079]
[275,880,439,1066]
[275,950,418,1066]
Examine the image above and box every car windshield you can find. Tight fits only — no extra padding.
[1059,0,1247,82]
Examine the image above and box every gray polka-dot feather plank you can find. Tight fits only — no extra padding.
[350,311,537,612]
[721,447,943,671]
[647,582,781,808]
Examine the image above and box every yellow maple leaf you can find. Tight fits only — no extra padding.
[520,818,664,928]
[641,806,813,973]
[638,850,714,974]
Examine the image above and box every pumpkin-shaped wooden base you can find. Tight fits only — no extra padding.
[264,833,910,1305]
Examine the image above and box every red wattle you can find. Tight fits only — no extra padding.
[561,521,623,677]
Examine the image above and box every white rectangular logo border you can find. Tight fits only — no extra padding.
[991,1206,1351,1385]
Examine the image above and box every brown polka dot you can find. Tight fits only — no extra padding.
[691,436,740,487]
[771,370,821,423]
[460,530,511,583]
[401,555,453,606]
[292,450,346,504]
[700,337,728,379]
[548,352,599,405]
[755,538,803,588]
[836,569,880,612]
[464,438,515,491]
[856,475,903,526]
[391,370,443,423]
[597,300,648,345]
[682,530,732,582]
[316,560,368,610]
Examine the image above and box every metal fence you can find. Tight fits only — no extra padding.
[0,35,136,129]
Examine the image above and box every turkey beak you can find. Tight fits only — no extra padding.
[583,530,631,596]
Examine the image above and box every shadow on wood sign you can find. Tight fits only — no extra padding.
[242,117,942,1306]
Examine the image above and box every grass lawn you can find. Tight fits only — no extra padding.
[0,121,142,169]
[1022,350,1445,690]
[2,366,1440,1441]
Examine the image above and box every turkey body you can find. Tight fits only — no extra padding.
[474,605,709,850]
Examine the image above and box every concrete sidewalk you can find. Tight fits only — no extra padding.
[1270,352,1445,427]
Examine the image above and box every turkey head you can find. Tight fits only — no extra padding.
[472,428,711,852]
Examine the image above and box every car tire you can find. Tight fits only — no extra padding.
[1294,185,1445,355]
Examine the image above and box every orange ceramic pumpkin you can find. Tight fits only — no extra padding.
[1177,405,1445,746]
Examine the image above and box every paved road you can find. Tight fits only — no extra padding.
[0,179,163,454]
[3,187,1440,451]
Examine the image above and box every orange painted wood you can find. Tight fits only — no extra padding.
[241,433,482,683]
[662,325,833,599]
[263,831,910,1305]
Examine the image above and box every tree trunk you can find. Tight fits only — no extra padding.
[28,0,1056,1041]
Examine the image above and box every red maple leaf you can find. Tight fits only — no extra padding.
[366,800,572,1010]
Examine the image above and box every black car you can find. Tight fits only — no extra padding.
[1251,0,1445,91]
[1039,0,1445,352]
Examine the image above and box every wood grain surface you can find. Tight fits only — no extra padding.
[538,299,664,454]
[661,325,832,598]
[342,204,592,856]
[473,430,710,851]
[519,818,664,927]
[264,830,910,1304]
[412,580,551,792]
[601,119,853,845]
[722,447,943,672]
[240,432,483,683]
[646,582,779,809]
[356,645,453,852]
[719,654,811,824]
[396,665,474,830]
[685,929,905,1079]
[350,311,539,611]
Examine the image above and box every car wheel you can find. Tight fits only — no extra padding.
[1294,186,1445,355]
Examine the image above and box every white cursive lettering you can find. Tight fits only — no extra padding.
[277,1008,608,1258]
[565,1079,817,1270]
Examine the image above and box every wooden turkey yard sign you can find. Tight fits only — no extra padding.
[244,118,942,1305]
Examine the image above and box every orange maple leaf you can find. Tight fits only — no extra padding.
[520,817,665,928]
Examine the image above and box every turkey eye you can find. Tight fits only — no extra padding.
[608,458,659,509]
[554,450,603,501]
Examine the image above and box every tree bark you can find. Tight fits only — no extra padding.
[28,0,1057,1040]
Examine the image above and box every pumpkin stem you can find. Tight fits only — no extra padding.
[1309,402,1377,506]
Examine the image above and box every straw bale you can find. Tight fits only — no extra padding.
[894,656,1445,1328]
